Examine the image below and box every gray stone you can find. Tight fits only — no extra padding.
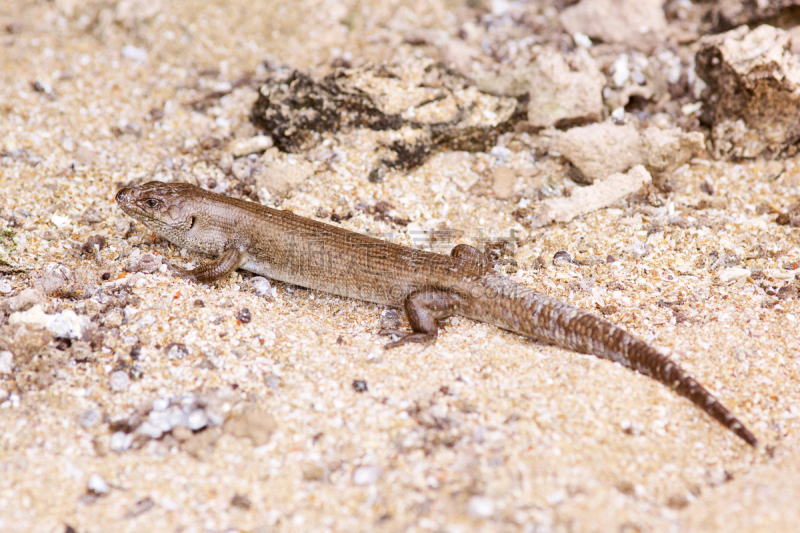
[36,263,71,295]
[80,408,102,428]
[264,373,281,388]
[250,277,273,297]
[109,370,130,392]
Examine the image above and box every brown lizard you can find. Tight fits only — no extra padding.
[116,181,758,447]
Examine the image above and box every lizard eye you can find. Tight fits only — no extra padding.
[144,199,160,208]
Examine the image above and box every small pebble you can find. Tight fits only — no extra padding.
[352,379,368,393]
[250,277,272,297]
[124,252,163,274]
[102,308,124,328]
[352,466,380,486]
[121,45,147,62]
[166,343,188,359]
[80,409,102,429]
[37,263,71,294]
[0,280,12,294]
[236,308,252,323]
[138,421,163,439]
[228,135,273,157]
[7,286,46,312]
[152,397,170,411]
[48,309,90,339]
[467,496,495,519]
[186,409,208,431]
[230,493,252,509]
[109,370,130,392]
[87,474,109,495]
[0,351,12,374]
[80,235,107,255]
[110,431,133,452]
[379,309,401,330]
[264,373,281,388]
[631,241,650,257]
[218,153,234,174]
[553,251,573,266]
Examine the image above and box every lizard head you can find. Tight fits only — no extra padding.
[115,181,199,243]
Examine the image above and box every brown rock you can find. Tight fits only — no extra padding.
[776,202,800,227]
[710,0,800,32]
[696,25,800,159]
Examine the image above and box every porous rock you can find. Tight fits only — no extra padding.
[3,286,46,313]
[641,127,705,173]
[696,25,800,159]
[560,0,668,52]
[552,121,643,184]
[254,150,316,199]
[527,48,605,129]
[534,165,653,226]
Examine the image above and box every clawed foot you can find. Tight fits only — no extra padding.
[378,329,436,349]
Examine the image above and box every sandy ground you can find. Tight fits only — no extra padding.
[1,1,800,531]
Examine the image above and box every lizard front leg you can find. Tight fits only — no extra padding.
[168,248,246,284]
[380,290,461,348]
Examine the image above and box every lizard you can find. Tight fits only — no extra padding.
[115,181,758,447]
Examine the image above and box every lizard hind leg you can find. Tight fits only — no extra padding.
[381,290,460,349]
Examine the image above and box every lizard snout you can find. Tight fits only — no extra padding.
[115,188,131,204]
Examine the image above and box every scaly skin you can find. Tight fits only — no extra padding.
[116,181,758,446]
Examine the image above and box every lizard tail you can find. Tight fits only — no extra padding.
[461,274,757,447]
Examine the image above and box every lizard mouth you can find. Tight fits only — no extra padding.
[115,187,137,213]
[115,186,149,219]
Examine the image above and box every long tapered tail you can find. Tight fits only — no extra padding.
[462,275,757,446]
